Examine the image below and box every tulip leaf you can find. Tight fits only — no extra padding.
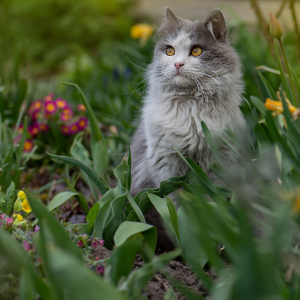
[114,221,157,262]
[86,202,100,232]
[107,235,144,285]
[47,191,78,212]
[258,72,277,100]
[47,152,110,195]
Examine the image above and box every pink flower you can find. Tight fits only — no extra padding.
[45,102,57,114]
[23,140,34,152]
[69,123,80,135]
[99,240,105,246]
[22,241,31,252]
[38,123,49,132]
[77,104,86,112]
[77,240,84,247]
[6,218,13,226]
[55,98,68,109]
[61,124,71,135]
[60,107,73,122]
[44,94,54,102]
[77,117,88,130]
[28,100,42,114]
[28,124,40,137]
[0,214,6,220]
[34,225,40,232]
[91,241,98,248]
[96,265,105,274]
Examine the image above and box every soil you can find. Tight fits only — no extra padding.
[133,255,214,300]
[24,170,214,299]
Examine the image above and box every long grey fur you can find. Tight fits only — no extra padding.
[130,8,246,206]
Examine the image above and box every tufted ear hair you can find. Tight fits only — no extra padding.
[204,9,227,41]
[165,7,178,24]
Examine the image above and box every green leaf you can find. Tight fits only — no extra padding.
[290,63,300,106]
[175,150,226,205]
[114,221,157,262]
[178,206,208,269]
[86,202,100,232]
[274,42,294,105]
[107,235,143,285]
[0,228,52,300]
[165,196,181,245]
[257,72,277,100]
[26,190,82,259]
[4,181,16,216]
[47,152,110,195]
[164,288,176,300]
[19,268,36,300]
[201,121,224,167]
[47,191,78,212]
[126,172,190,221]
[250,96,267,115]
[47,247,128,300]
[61,82,108,177]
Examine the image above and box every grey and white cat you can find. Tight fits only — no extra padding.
[130,8,245,206]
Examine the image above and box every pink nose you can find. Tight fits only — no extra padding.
[174,62,184,71]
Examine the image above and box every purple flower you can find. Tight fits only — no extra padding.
[22,241,31,252]
[99,239,105,246]
[34,225,40,232]
[91,241,98,248]
[96,265,105,274]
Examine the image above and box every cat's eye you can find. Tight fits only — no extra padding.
[166,46,175,56]
[191,47,203,56]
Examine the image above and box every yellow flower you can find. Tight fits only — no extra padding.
[130,23,154,46]
[13,214,24,221]
[21,199,32,213]
[18,191,27,200]
[269,13,283,39]
[265,98,297,116]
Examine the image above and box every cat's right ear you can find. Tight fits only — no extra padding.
[165,7,178,24]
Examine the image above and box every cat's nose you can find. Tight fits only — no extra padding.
[174,62,184,71]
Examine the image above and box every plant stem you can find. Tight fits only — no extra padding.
[278,38,298,106]
[289,0,300,59]
[276,0,287,19]
[250,0,275,56]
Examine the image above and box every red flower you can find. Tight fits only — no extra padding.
[96,265,105,274]
[91,241,98,248]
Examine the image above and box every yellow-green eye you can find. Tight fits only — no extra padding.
[191,47,202,56]
[166,46,175,56]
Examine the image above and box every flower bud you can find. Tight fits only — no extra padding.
[269,13,283,39]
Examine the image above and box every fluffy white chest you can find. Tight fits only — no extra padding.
[144,96,233,156]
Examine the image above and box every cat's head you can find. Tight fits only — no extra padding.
[150,8,241,95]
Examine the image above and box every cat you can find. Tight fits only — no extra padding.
[130,8,245,250]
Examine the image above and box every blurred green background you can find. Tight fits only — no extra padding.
[0,0,299,162]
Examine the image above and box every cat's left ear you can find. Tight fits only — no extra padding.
[204,9,227,41]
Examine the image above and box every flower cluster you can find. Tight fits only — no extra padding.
[18,93,88,152]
